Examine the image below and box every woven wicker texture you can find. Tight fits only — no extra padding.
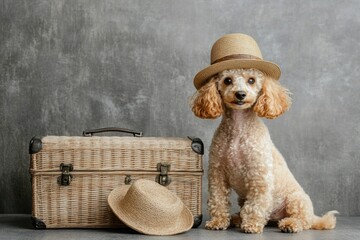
[32,173,201,228]
[31,136,202,172]
[30,136,203,228]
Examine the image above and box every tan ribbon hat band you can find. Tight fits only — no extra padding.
[211,53,262,64]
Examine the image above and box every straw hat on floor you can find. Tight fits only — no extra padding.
[194,33,281,89]
[108,179,193,236]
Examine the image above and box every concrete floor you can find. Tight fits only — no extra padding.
[1,215,359,240]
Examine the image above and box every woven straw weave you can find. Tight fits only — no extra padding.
[30,136,203,228]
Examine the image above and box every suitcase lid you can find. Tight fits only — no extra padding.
[30,136,203,173]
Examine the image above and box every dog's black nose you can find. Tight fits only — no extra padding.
[235,91,247,100]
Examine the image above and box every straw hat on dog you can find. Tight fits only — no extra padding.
[194,33,281,89]
[108,179,193,236]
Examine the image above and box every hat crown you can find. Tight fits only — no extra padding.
[210,33,263,64]
[121,180,183,227]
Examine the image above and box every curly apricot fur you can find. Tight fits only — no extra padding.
[191,77,223,119]
[253,77,292,119]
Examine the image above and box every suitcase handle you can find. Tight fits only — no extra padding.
[82,127,143,137]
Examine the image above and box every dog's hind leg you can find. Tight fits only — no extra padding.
[278,192,313,233]
[230,198,245,227]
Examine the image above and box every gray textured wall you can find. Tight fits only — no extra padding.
[1,0,359,218]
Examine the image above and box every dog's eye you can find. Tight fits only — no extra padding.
[248,78,255,84]
[224,77,232,85]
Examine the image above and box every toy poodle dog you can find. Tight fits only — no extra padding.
[191,68,338,233]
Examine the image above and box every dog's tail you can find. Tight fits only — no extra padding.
[311,210,339,230]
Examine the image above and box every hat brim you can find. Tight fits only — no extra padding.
[194,59,281,89]
[108,185,194,236]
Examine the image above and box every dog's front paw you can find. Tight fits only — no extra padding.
[205,217,230,230]
[241,222,264,234]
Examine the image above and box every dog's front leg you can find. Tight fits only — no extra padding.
[240,164,273,234]
[205,156,231,230]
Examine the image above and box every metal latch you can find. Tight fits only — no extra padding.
[57,163,73,186]
[124,175,132,185]
[156,163,171,186]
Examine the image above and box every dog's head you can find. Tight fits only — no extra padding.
[191,68,291,119]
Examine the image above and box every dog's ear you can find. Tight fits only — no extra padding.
[253,76,291,119]
[191,76,223,119]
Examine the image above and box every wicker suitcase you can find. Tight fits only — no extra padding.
[29,128,204,229]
